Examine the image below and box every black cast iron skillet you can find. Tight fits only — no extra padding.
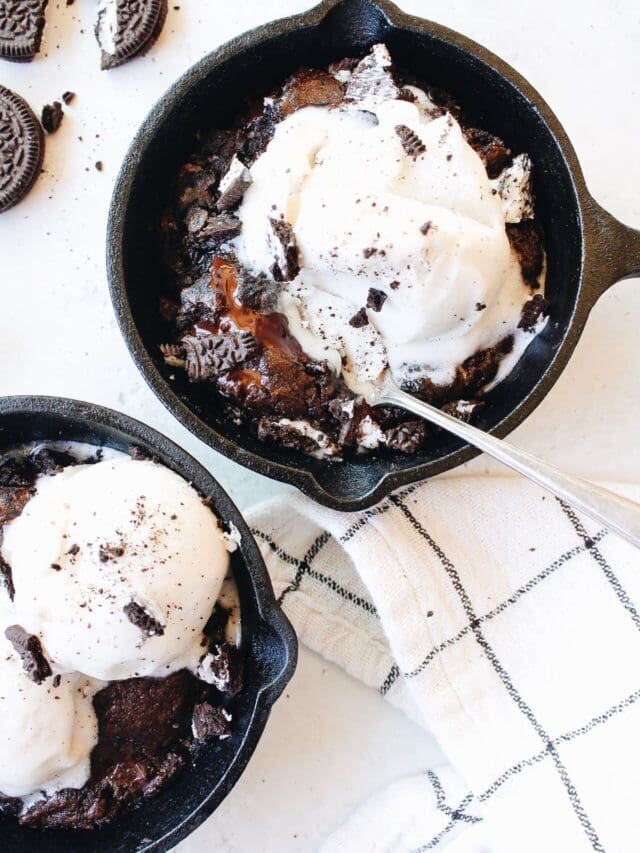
[107,0,640,511]
[0,396,297,853]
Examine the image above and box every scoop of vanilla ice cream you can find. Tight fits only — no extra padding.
[0,620,97,798]
[2,458,229,681]
[235,63,539,395]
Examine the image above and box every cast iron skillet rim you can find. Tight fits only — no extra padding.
[0,395,297,852]
[107,0,595,511]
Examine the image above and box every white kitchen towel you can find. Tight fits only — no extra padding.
[247,477,640,852]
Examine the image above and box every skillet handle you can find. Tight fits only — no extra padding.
[585,196,640,299]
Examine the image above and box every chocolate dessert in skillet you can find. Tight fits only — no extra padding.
[158,44,547,460]
[0,443,243,829]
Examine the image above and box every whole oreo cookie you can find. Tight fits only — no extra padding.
[0,86,44,213]
[0,0,48,63]
[95,0,167,70]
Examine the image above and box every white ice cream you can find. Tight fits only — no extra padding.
[234,45,544,397]
[0,620,97,798]
[2,457,230,682]
[0,451,234,800]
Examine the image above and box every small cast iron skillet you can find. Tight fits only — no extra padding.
[107,0,640,511]
[0,396,297,853]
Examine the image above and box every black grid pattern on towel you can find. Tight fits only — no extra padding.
[379,526,608,695]
[254,487,640,851]
[391,495,605,851]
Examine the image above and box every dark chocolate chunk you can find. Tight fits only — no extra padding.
[279,68,344,116]
[385,420,428,453]
[191,702,231,741]
[507,220,544,287]
[348,307,369,328]
[0,554,14,599]
[215,155,251,211]
[0,0,48,63]
[366,287,387,312]
[268,217,299,282]
[95,0,168,71]
[463,127,512,179]
[123,600,165,637]
[183,330,259,381]
[518,293,549,331]
[41,100,63,133]
[0,85,44,213]
[61,90,75,105]
[395,124,426,159]
[5,625,52,683]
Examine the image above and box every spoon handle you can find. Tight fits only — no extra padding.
[376,380,640,550]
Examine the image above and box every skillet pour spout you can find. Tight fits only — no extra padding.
[107,0,640,511]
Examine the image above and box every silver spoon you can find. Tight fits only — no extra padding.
[370,373,640,550]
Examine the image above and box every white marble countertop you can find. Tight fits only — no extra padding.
[0,1,638,850]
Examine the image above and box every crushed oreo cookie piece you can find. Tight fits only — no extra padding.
[518,293,548,331]
[30,447,75,474]
[197,642,243,694]
[123,600,165,637]
[183,330,259,381]
[268,217,299,281]
[366,287,387,312]
[0,0,48,62]
[235,269,280,313]
[344,43,399,112]
[41,100,63,134]
[0,85,45,213]
[441,399,484,423]
[257,418,339,458]
[5,625,52,683]
[95,0,168,70]
[463,127,512,179]
[0,455,35,487]
[216,155,251,212]
[348,307,369,328]
[507,220,544,287]
[0,554,14,599]
[191,702,231,741]
[385,420,428,453]
[395,124,426,159]
[61,90,75,105]
[179,273,226,325]
[280,68,344,116]
[159,342,185,368]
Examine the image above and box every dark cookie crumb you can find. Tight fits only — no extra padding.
[191,702,231,741]
[41,101,64,134]
[99,544,125,563]
[52,674,61,688]
[389,280,400,290]
[5,625,52,684]
[420,221,432,236]
[269,218,300,282]
[363,247,378,259]
[62,91,75,105]
[123,600,166,638]
[348,307,369,328]
[366,288,387,312]
[518,293,548,331]
[95,161,103,172]
[50,563,62,571]
[0,555,15,600]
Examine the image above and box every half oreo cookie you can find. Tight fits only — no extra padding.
[95,0,168,70]
[0,0,48,63]
[0,86,44,213]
